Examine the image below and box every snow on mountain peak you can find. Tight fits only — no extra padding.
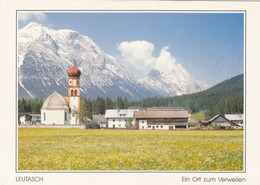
[18,22,208,100]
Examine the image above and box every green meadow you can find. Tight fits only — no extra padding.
[18,128,243,171]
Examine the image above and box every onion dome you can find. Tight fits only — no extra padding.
[67,59,81,78]
[41,91,69,110]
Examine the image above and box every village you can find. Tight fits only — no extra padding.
[19,59,243,131]
[19,107,244,130]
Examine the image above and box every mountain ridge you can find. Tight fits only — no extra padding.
[18,22,208,100]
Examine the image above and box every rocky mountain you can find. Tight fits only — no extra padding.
[18,22,207,100]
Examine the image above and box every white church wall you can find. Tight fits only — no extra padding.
[70,113,80,125]
[42,109,70,125]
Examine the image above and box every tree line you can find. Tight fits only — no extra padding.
[18,75,244,121]
[18,97,43,113]
[79,96,132,120]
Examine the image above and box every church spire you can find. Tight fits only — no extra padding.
[67,58,81,78]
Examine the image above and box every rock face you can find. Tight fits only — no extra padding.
[18,22,207,100]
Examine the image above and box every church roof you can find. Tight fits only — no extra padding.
[41,91,69,110]
[68,59,81,78]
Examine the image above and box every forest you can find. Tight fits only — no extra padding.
[18,74,244,120]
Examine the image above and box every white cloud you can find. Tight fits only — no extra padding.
[18,12,47,22]
[118,40,155,77]
[154,46,177,72]
[117,40,178,78]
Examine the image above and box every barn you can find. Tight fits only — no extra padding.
[134,110,190,130]
[200,114,242,130]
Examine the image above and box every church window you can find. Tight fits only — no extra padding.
[71,89,74,96]
[75,89,77,96]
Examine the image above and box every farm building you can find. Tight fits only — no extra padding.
[134,110,190,130]
[200,114,242,130]
[92,114,107,128]
[225,114,244,127]
[105,109,137,129]
[20,114,41,125]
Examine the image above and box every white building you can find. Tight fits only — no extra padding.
[20,114,41,125]
[40,59,81,125]
[225,114,244,127]
[105,109,137,129]
[41,92,71,125]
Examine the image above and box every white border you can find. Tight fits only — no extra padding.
[1,1,260,185]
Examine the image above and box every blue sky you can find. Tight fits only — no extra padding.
[18,12,244,87]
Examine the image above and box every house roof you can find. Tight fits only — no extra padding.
[225,114,244,121]
[92,114,107,123]
[145,107,192,113]
[41,91,69,110]
[135,110,189,119]
[27,114,41,117]
[105,109,135,118]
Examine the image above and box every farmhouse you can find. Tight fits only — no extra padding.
[200,114,242,130]
[134,109,190,130]
[41,59,81,125]
[20,114,41,125]
[105,109,137,129]
[225,114,244,127]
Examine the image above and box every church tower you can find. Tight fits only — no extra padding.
[67,59,81,112]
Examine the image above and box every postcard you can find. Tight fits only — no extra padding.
[1,0,260,185]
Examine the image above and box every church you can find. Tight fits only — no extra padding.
[41,60,81,125]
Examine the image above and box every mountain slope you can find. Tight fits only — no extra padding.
[132,74,244,115]
[209,74,243,90]
[18,22,208,100]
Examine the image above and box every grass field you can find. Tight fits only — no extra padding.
[191,111,206,121]
[18,128,243,171]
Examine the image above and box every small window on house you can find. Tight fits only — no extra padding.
[119,119,121,122]
[142,121,144,123]
[161,125,163,128]
[119,124,121,127]
[156,125,159,128]
[148,126,151,128]
[44,112,46,121]
[65,112,67,121]
[113,119,115,122]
